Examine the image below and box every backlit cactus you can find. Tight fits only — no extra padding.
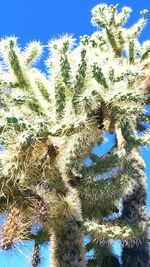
[0,3,150,267]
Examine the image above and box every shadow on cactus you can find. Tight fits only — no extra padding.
[0,3,150,267]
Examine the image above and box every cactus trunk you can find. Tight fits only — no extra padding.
[122,149,149,267]
[51,216,85,267]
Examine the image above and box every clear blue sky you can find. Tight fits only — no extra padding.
[0,0,150,266]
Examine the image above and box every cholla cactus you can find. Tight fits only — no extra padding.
[32,243,40,267]
[0,3,150,267]
[0,204,27,250]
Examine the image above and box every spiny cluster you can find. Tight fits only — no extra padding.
[32,243,40,267]
[0,3,150,267]
[0,206,22,249]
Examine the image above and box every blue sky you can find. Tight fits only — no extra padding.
[1,0,150,44]
[0,0,150,266]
